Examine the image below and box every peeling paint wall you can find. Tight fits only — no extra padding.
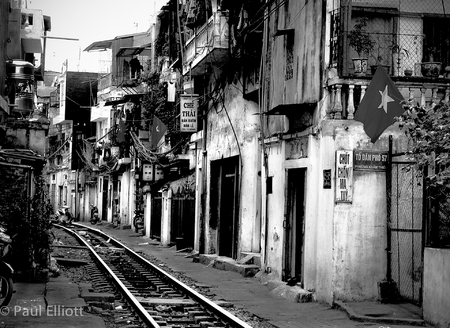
[204,81,262,256]
[263,118,407,303]
[5,121,48,155]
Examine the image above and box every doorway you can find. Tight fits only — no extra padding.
[102,177,108,221]
[283,168,306,285]
[211,156,240,259]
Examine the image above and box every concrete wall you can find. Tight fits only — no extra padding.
[304,133,334,303]
[160,189,172,246]
[5,121,48,156]
[204,81,261,256]
[263,141,286,279]
[330,122,393,301]
[423,248,450,328]
[263,118,406,304]
[119,171,131,225]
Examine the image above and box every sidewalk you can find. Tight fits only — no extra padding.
[0,277,105,328]
[80,222,433,328]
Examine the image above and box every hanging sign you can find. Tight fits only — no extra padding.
[354,150,388,171]
[336,150,353,203]
[180,94,198,132]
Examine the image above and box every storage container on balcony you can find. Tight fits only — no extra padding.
[14,92,34,112]
[6,60,34,82]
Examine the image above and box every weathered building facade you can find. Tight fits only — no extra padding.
[44,68,98,219]
[162,0,450,327]
[257,1,450,327]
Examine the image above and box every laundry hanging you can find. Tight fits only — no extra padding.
[167,82,176,102]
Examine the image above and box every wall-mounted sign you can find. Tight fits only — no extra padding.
[323,169,332,189]
[180,94,198,132]
[336,150,353,203]
[354,150,388,171]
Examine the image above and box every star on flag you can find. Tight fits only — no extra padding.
[150,115,167,149]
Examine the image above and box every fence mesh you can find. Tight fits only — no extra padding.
[391,162,423,304]
[331,0,450,76]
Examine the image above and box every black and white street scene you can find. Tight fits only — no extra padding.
[0,0,450,327]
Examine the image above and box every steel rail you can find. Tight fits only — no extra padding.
[55,224,161,328]
[72,223,253,328]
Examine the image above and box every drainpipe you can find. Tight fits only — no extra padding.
[199,104,207,254]
[386,135,393,281]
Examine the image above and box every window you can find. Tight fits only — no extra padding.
[423,17,450,68]
[21,14,33,29]
[285,33,294,81]
[427,192,450,248]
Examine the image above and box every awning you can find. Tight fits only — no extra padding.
[104,85,148,105]
[84,39,114,52]
[116,45,152,57]
[22,38,42,53]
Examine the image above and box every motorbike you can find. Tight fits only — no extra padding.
[51,208,72,226]
[0,225,14,307]
[133,210,144,233]
[90,206,100,225]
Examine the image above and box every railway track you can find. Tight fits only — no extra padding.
[53,223,253,328]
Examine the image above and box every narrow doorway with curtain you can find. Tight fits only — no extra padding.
[283,168,306,287]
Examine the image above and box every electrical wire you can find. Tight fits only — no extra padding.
[46,133,73,159]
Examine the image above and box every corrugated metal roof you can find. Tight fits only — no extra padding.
[84,39,114,52]
[116,45,152,57]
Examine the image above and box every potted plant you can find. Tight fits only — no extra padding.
[389,42,410,76]
[348,17,375,75]
[421,47,442,77]
[369,38,393,75]
[404,67,413,77]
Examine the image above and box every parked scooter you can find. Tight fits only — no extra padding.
[0,224,14,307]
[133,210,144,233]
[51,207,73,226]
[90,204,100,225]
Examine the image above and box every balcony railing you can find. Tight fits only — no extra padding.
[98,74,112,93]
[325,76,450,120]
[183,11,229,76]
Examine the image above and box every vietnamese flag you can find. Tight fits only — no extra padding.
[150,115,167,148]
[354,66,404,143]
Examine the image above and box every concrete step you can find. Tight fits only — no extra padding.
[239,252,261,267]
[198,254,260,277]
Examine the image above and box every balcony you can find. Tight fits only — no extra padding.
[330,2,450,79]
[91,104,111,122]
[183,11,229,76]
[325,76,450,120]
[325,1,450,119]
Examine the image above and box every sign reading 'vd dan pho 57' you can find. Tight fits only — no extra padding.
[354,150,388,171]
[180,94,199,132]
